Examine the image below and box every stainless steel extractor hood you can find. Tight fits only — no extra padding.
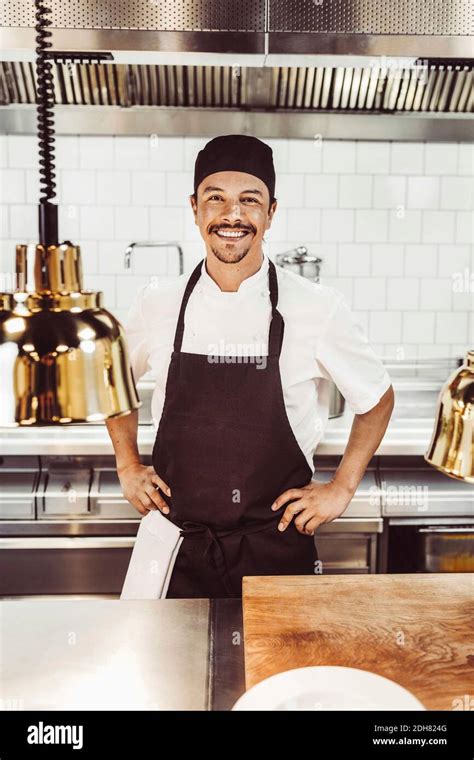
[0,1,472,140]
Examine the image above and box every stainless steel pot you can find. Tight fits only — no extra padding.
[275,246,322,282]
[328,381,346,418]
[275,246,345,419]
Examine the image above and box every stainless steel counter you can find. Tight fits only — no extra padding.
[0,599,212,710]
[0,384,439,457]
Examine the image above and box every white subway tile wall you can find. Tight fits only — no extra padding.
[0,135,472,359]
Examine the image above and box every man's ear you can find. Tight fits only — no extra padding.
[266,198,278,229]
[189,193,198,222]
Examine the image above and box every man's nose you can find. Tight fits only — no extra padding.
[222,200,243,221]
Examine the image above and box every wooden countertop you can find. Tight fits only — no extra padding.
[242,574,474,710]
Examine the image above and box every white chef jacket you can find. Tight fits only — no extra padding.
[125,253,392,472]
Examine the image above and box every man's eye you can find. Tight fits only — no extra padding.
[208,195,223,201]
[242,197,258,203]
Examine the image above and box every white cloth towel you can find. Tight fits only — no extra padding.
[120,509,183,599]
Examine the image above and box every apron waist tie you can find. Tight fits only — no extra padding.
[179,521,235,596]
[179,517,281,597]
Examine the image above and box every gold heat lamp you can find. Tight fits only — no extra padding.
[0,242,140,426]
[0,1,140,426]
[424,350,474,483]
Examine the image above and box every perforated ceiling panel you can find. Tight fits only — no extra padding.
[2,0,472,34]
[0,0,265,31]
[269,0,473,35]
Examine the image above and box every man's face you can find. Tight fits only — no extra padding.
[190,171,277,264]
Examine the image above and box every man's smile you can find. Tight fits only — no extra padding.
[213,228,251,241]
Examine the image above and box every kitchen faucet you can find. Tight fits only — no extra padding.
[124,241,184,274]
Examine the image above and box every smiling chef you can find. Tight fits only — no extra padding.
[106,134,394,599]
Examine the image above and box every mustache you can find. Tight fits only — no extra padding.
[208,223,255,234]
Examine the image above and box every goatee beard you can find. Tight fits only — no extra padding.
[210,247,251,264]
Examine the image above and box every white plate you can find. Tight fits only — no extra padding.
[233,666,426,711]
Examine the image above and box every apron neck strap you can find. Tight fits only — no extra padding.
[173,257,284,358]
[173,260,203,352]
[267,258,284,358]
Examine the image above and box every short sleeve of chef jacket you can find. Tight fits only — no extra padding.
[123,284,151,383]
[315,291,392,415]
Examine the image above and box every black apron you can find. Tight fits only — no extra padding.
[152,258,317,598]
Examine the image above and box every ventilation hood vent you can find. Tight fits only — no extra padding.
[0,1,472,140]
[1,60,472,113]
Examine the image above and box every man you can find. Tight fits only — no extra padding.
[106,134,394,599]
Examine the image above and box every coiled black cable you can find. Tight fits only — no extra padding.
[35,0,58,246]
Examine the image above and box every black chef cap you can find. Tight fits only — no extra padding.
[193,134,276,203]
